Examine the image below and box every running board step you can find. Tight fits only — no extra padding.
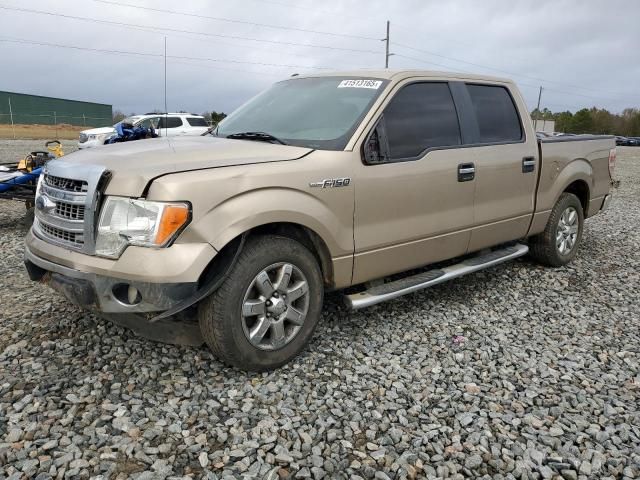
[344,243,529,310]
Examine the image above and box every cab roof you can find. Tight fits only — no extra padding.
[291,69,514,85]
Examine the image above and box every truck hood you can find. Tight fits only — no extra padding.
[57,136,313,196]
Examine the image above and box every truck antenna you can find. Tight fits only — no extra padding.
[164,36,168,138]
[535,86,543,131]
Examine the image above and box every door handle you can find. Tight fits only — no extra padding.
[522,156,536,173]
[458,162,475,182]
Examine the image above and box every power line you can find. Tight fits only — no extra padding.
[5,3,626,106]
[91,0,380,41]
[0,36,306,82]
[392,53,468,74]
[0,37,334,70]
[0,5,381,55]
[391,41,636,104]
[81,0,631,103]
[392,56,612,112]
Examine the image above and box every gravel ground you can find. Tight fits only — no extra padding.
[1,145,639,480]
[0,140,78,164]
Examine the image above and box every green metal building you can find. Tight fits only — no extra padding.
[0,91,112,127]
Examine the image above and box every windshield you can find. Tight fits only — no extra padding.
[115,116,142,126]
[216,77,388,150]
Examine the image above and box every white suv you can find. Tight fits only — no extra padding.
[77,113,210,149]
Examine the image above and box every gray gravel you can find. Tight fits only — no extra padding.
[0,140,78,164]
[1,144,639,479]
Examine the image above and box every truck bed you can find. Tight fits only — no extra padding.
[536,135,614,220]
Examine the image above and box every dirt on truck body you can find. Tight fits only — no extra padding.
[24,70,615,370]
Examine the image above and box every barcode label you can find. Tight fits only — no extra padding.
[338,79,383,89]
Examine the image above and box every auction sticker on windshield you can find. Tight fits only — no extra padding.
[338,79,383,89]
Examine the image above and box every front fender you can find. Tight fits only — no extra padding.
[145,152,357,287]
[186,186,353,257]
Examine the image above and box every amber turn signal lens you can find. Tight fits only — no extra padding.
[155,204,189,245]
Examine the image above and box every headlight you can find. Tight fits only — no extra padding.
[95,196,190,258]
[89,133,112,141]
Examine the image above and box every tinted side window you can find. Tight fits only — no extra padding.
[187,117,208,127]
[158,116,183,129]
[383,82,461,160]
[466,84,522,143]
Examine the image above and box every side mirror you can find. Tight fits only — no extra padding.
[362,116,390,164]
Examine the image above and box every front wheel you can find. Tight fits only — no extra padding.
[529,192,584,267]
[198,235,324,371]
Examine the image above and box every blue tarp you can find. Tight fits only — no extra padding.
[0,168,41,193]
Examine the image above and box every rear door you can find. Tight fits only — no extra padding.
[456,83,539,251]
[184,116,210,135]
[352,80,476,284]
[157,116,185,137]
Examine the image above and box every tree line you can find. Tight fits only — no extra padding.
[532,107,640,136]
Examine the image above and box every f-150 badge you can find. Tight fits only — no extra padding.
[309,177,352,188]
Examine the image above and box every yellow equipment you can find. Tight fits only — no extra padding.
[17,140,64,171]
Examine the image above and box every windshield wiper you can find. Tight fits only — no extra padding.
[226,131,288,145]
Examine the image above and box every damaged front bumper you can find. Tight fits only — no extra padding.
[25,244,198,313]
[24,245,204,346]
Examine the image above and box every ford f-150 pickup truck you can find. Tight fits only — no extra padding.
[24,70,616,371]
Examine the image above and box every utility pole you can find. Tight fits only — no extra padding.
[8,98,15,140]
[535,86,543,131]
[382,20,394,68]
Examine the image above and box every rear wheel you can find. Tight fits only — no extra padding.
[198,235,323,371]
[529,192,584,267]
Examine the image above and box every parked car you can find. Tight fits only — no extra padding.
[26,70,615,371]
[614,135,638,146]
[77,113,209,149]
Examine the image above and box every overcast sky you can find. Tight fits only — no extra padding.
[1,0,639,118]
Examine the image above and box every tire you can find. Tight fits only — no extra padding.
[529,192,584,267]
[198,235,324,371]
[23,207,35,227]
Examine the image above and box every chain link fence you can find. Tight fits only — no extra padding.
[0,112,112,127]
[0,94,113,139]
[0,110,112,140]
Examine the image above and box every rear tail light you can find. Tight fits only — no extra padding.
[608,148,616,178]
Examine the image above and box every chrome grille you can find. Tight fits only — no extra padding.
[33,162,107,254]
[37,220,83,245]
[54,202,85,220]
[79,133,88,143]
[44,174,88,193]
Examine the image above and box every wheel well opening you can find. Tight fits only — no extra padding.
[200,223,335,289]
[249,223,334,287]
[564,180,590,215]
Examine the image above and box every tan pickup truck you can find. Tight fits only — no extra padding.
[24,70,616,370]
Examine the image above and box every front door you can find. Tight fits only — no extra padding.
[352,81,476,284]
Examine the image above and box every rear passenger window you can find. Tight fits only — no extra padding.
[158,116,183,129]
[383,82,461,160]
[187,117,208,127]
[466,84,522,143]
